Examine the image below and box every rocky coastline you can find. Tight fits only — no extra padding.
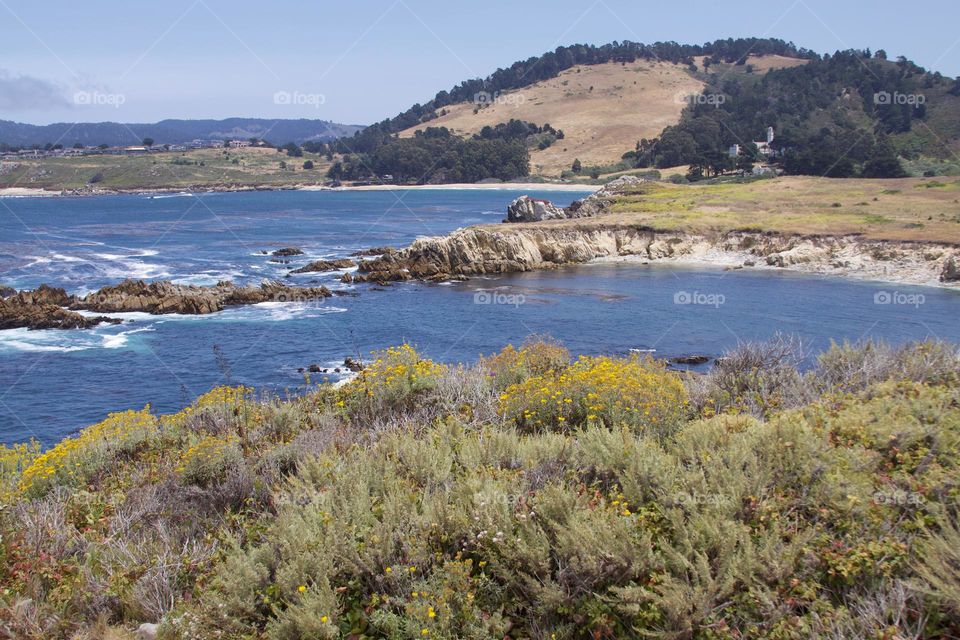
[1,279,333,330]
[347,177,960,288]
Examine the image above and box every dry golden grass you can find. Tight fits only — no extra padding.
[505,176,960,243]
[399,60,704,177]
[691,54,809,73]
[0,146,332,191]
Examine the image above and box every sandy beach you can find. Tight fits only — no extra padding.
[0,187,59,197]
[328,182,599,192]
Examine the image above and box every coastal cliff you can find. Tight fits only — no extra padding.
[353,176,960,288]
[353,223,960,287]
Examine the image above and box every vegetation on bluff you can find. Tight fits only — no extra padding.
[1,337,960,639]
[632,50,960,178]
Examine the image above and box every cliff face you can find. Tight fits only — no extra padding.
[355,224,960,287]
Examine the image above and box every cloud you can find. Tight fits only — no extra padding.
[0,70,71,110]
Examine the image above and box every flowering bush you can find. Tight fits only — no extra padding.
[18,408,158,498]
[499,354,688,434]
[0,441,40,503]
[177,435,242,487]
[337,344,446,417]
[479,338,570,390]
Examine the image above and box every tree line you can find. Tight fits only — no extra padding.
[630,50,959,178]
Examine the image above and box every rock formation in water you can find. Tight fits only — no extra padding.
[272,247,304,257]
[290,258,356,274]
[0,285,121,330]
[74,279,332,315]
[0,279,335,330]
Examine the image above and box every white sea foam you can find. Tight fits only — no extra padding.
[101,326,155,349]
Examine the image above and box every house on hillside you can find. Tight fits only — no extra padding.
[754,127,776,157]
[228,140,251,148]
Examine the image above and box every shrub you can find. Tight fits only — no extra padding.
[177,435,243,487]
[816,339,960,392]
[688,334,813,418]
[18,408,158,498]
[479,336,570,390]
[336,344,446,420]
[499,354,687,435]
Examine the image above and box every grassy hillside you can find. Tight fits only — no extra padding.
[530,176,960,244]
[2,338,960,639]
[399,60,704,177]
[0,147,333,192]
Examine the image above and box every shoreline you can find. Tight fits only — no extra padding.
[0,182,599,198]
[354,221,960,291]
[590,252,960,290]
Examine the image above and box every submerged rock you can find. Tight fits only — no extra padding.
[670,355,711,365]
[272,247,304,257]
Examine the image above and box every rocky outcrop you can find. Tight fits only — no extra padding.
[350,224,960,288]
[506,196,567,222]
[942,257,960,282]
[272,247,304,257]
[0,285,120,330]
[0,285,15,299]
[290,258,356,274]
[566,175,646,218]
[74,279,332,315]
[351,246,397,257]
[0,299,120,330]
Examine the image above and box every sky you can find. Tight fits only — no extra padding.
[2,0,959,126]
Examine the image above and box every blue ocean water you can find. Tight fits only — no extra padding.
[2,188,959,446]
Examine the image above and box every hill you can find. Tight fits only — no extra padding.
[329,39,960,183]
[0,117,364,148]
[398,59,704,176]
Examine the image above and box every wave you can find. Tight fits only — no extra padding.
[146,192,194,199]
[100,326,155,349]
[218,301,349,323]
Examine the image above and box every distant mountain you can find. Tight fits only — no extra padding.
[0,118,365,148]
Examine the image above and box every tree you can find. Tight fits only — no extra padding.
[142,138,154,147]
[861,149,907,178]
[302,160,314,170]
[572,158,582,173]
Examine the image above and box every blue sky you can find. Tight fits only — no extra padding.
[2,0,958,125]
